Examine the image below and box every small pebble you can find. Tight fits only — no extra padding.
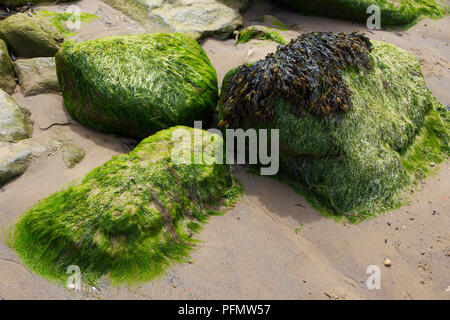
[420,250,425,255]
[384,259,392,267]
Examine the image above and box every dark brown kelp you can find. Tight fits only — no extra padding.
[220,32,372,128]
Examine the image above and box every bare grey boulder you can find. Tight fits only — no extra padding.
[0,141,32,186]
[14,57,59,96]
[102,0,243,41]
[0,89,33,143]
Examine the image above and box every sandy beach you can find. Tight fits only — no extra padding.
[0,0,448,300]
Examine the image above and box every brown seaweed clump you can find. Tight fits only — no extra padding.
[220,32,373,127]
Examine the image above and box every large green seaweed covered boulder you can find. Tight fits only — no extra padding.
[10,126,240,285]
[219,32,449,221]
[275,0,447,29]
[56,33,218,139]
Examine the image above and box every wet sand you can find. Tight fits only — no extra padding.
[0,0,448,299]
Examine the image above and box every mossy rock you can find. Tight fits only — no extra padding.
[219,38,449,221]
[0,13,63,58]
[10,126,241,286]
[62,142,85,168]
[275,0,447,29]
[237,25,287,44]
[0,38,15,94]
[56,33,218,139]
[0,89,33,143]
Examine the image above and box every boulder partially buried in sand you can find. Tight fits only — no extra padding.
[10,126,240,286]
[56,33,218,139]
[0,13,63,58]
[14,57,59,96]
[274,0,446,28]
[0,89,33,143]
[219,32,450,221]
[0,39,16,94]
[102,0,243,41]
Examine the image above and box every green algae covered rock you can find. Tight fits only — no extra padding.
[276,0,446,29]
[62,142,85,168]
[219,34,449,221]
[237,25,287,45]
[0,39,15,94]
[0,13,63,58]
[56,33,218,139]
[10,126,240,285]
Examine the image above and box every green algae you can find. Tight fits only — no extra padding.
[56,33,218,139]
[276,0,447,29]
[220,38,449,222]
[237,26,287,45]
[35,10,98,38]
[9,126,241,287]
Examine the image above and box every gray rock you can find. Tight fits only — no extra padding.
[0,13,63,58]
[14,57,59,96]
[0,89,33,143]
[0,39,16,94]
[0,141,32,186]
[0,136,60,186]
[102,0,243,41]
